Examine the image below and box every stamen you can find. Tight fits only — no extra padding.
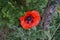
[26,16,32,21]
[25,16,33,23]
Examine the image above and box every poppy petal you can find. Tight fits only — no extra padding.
[20,10,41,29]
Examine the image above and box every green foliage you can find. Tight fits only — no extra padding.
[0,0,60,40]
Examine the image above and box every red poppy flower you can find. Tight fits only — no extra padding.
[19,10,41,29]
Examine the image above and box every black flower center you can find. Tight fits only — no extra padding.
[25,16,33,23]
[26,16,32,21]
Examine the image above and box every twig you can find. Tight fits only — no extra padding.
[46,0,52,8]
[40,0,59,30]
[0,26,9,40]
